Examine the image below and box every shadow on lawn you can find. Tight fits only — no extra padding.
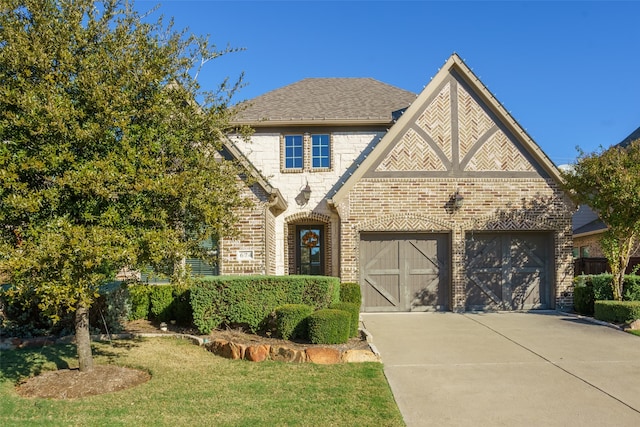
[0,339,143,384]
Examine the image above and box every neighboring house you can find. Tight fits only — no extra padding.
[219,53,574,312]
[572,125,640,271]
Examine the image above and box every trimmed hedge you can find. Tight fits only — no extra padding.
[330,302,360,337]
[594,301,640,323]
[149,285,174,322]
[340,282,362,305]
[274,304,314,340]
[573,274,640,316]
[128,284,152,320]
[127,283,192,325]
[190,275,341,334]
[308,309,350,344]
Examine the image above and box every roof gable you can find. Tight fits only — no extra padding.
[330,54,564,203]
[232,78,416,126]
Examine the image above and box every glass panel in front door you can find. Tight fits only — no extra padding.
[298,227,323,275]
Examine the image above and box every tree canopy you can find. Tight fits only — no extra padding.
[0,0,250,370]
[562,139,640,300]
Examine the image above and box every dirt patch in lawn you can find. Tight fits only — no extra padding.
[16,365,150,399]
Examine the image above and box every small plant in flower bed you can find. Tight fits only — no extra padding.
[308,309,351,344]
[274,304,314,340]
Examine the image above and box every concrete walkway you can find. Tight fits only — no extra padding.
[361,312,640,427]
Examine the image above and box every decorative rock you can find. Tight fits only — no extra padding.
[270,345,306,363]
[341,349,380,363]
[626,319,640,330]
[207,339,245,360]
[306,347,341,364]
[245,344,270,362]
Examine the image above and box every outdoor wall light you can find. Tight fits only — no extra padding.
[301,183,312,203]
[453,190,464,210]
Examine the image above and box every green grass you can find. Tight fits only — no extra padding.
[627,329,640,337]
[0,337,404,426]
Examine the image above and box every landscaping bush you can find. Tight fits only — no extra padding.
[274,304,314,340]
[594,301,640,323]
[573,283,594,315]
[89,282,130,334]
[308,309,350,344]
[149,285,174,322]
[573,274,640,317]
[1,281,129,337]
[622,275,640,301]
[330,302,360,337]
[128,284,152,320]
[190,275,340,334]
[171,285,192,325]
[0,286,72,337]
[339,282,362,306]
[590,275,614,301]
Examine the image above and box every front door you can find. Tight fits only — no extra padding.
[296,225,324,275]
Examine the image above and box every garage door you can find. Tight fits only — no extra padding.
[360,233,449,312]
[465,232,552,310]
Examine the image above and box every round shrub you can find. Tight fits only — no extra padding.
[275,304,314,340]
[308,309,350,344]
[340,282,362,306]
[330,302,360,337]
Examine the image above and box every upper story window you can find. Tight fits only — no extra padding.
[312,134,330,169]
[284,135,304,169]
[282,133,333,172]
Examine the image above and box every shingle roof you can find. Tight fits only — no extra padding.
[232,78,417,125]
[617,126,640,148]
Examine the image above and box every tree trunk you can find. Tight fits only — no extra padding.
[75,301,94,372]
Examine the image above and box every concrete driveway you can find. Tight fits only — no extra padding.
[361,312,640,427]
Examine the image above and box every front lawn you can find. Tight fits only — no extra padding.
[0,337,404,426]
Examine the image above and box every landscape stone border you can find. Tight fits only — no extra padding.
[1,327,381,365]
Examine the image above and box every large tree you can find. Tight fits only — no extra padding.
[0,0,249,371]
[562,139,640,301]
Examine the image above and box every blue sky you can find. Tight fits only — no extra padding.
[135,1,640,166]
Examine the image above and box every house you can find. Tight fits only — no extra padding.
[219,53,574,312]
[572,125,640,273]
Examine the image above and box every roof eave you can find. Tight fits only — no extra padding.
[231,118,396,127]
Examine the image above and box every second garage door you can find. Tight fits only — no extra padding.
[465,232,553,310]
[360,233,450,312]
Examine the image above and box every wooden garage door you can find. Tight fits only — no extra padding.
[360,233,449,312]
[465,232,552,310]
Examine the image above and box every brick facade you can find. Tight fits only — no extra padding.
[219,183,273,275]
[222,54,575,311]
[336,178,574,310]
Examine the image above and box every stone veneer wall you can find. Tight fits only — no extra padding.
[232,131,385,275]
[336,177,574,311]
